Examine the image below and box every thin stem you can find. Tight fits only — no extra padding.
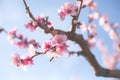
[70,0,83,33]
[23,0,36,21]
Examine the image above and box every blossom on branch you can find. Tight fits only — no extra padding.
[42,34,68,58]
[58,2,78,21]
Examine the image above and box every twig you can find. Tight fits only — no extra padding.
[67,50,84,56]
[70,0,83,33]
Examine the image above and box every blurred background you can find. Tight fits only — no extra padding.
[0,0,120,80]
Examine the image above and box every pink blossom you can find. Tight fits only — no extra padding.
[36,15,45,23]
[11,53,21,67]
[25,22,37,32]
[16,33,23,40]
[64,2,78,16]
[58,2,78,21]
[47,21,54,28]
[29,39,39,48]
[42,41,52,52]
[32,21,38,27]
[51,35,67,45]
[58,7,67,21]
[56,44,68,55]
[14,38,29,48]
[47,44,68,58]
[25,22,32,29]
[8,28,17,35]
[21,55,33,66]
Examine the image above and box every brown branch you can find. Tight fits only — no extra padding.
[23,0,36,21]
[67,33,120,78]
[70,0,83,33]
[23,0,120,78]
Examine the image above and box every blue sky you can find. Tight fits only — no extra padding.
[0,0,120,80]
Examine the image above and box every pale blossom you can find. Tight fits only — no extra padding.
[103,23,111,32]
[42,41,52,52]
[89,2,96,11]
[47,51,60,58]
[82,0,92,6]
[99,15,108,26]
[28,45,37,57]
[109,30,118,40]
[88,24,97,36]
[80,22,87,33]
[88,12,99,21]
[97,40,108,55]
[7,35,14,45]
[103,55,116,70]
[11,53,21,67]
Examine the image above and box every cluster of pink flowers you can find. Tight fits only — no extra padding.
[25,15,54,31]
[99,15,118,40]
[7,28,39,49]
[58,2,78,21]
[96,40,120,70]
[25,21,38,32]
[11,53,33,69]
[42,34,68,58]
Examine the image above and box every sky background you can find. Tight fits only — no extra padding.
[0,0,120,80]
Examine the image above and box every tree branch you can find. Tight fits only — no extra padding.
[23,0,120,78]
[23,0,36,21]
[68,33,120,78]
[69,0,83,33]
